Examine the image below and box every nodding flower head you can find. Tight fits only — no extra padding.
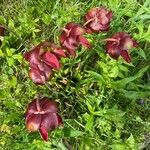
[24,41,67,84]
[0,25,6,46]
[105,32,138,63]
[59,22,91,57]
[84,7,113,33]
[25,97,63,141]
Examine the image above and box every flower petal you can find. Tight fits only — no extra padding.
[42,51,60,70]
[113,32,129,40]
[120,50,131,63]
[57,114,63,125]
[90,20,102,31]
[133,40,138,48]
[24,48,42,68]
[84,27,94,34]
[40,113,61,130]
[107,11,113,20]
[63,40,76,56]
[37,63,53,80]
[29,68,45,84]
[107,44,120,60]
[26,114,41,132]
[120,37,134,50]
[50,43,67,58]
[25,99,37,118]
[78,36,91,48]
[38,41,51,49]
[39,98,59,113]
[53,48,66,58]
[65,47,76,57]
[65,37,77,49]
[98,7,109,16]
[100,16,109,25]
[60,32,67,44]
[70,26,85,36]
[65,22,76,30]
[86,7,98,18]
[39,127,48,141]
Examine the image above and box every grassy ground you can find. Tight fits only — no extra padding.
[0,0,150,149]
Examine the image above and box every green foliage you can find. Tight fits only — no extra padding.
[0,0,149,149]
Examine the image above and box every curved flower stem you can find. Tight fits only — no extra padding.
[83,17,95,26]
[61,28,69,33]
[103,38,118,43]
[36,98,41,112]
[61,28,71,37]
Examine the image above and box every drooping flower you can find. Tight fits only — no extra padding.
[105,32,138,63]
[59,22,91,56]
[24,42,66,84]
[84,7,112,33]
[0,25,6,46]
[25,97,63,141]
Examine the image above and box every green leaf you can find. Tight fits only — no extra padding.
[0,49,4,57]
[126,134,137,149]
[86,100,94,113]
[138,49,147,60]
[6,48,16,57]
[7,58,15,66]
[9,76,17,87]
[12,54,23,62]
[0,16,6,24]
[113,65,149,88]
[111,143,126,150]
[118,65,129,72]
[87,71,105,84]
[104,106,125,128]
[63,128,84,137]
[8,19,15,28]
[108,66,119,78]
[85,115,94,131]
[123,90,150,100]
[42,14,51,25]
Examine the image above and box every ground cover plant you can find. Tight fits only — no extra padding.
[0,0,150,149]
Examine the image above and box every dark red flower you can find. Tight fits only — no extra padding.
[24,42,67,84]
[0,25,6,36]
[25,97,63,141]
[59,22,91,56]
[105,32,138,63]
[84,7,112,33]
[0,25,6,46]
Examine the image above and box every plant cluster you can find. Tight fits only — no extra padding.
[0,6,139,141]
[0,1,149,149]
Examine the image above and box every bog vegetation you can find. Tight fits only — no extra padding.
[0,0,150,150]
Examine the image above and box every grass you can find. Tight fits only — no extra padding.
[0,0,150,149]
